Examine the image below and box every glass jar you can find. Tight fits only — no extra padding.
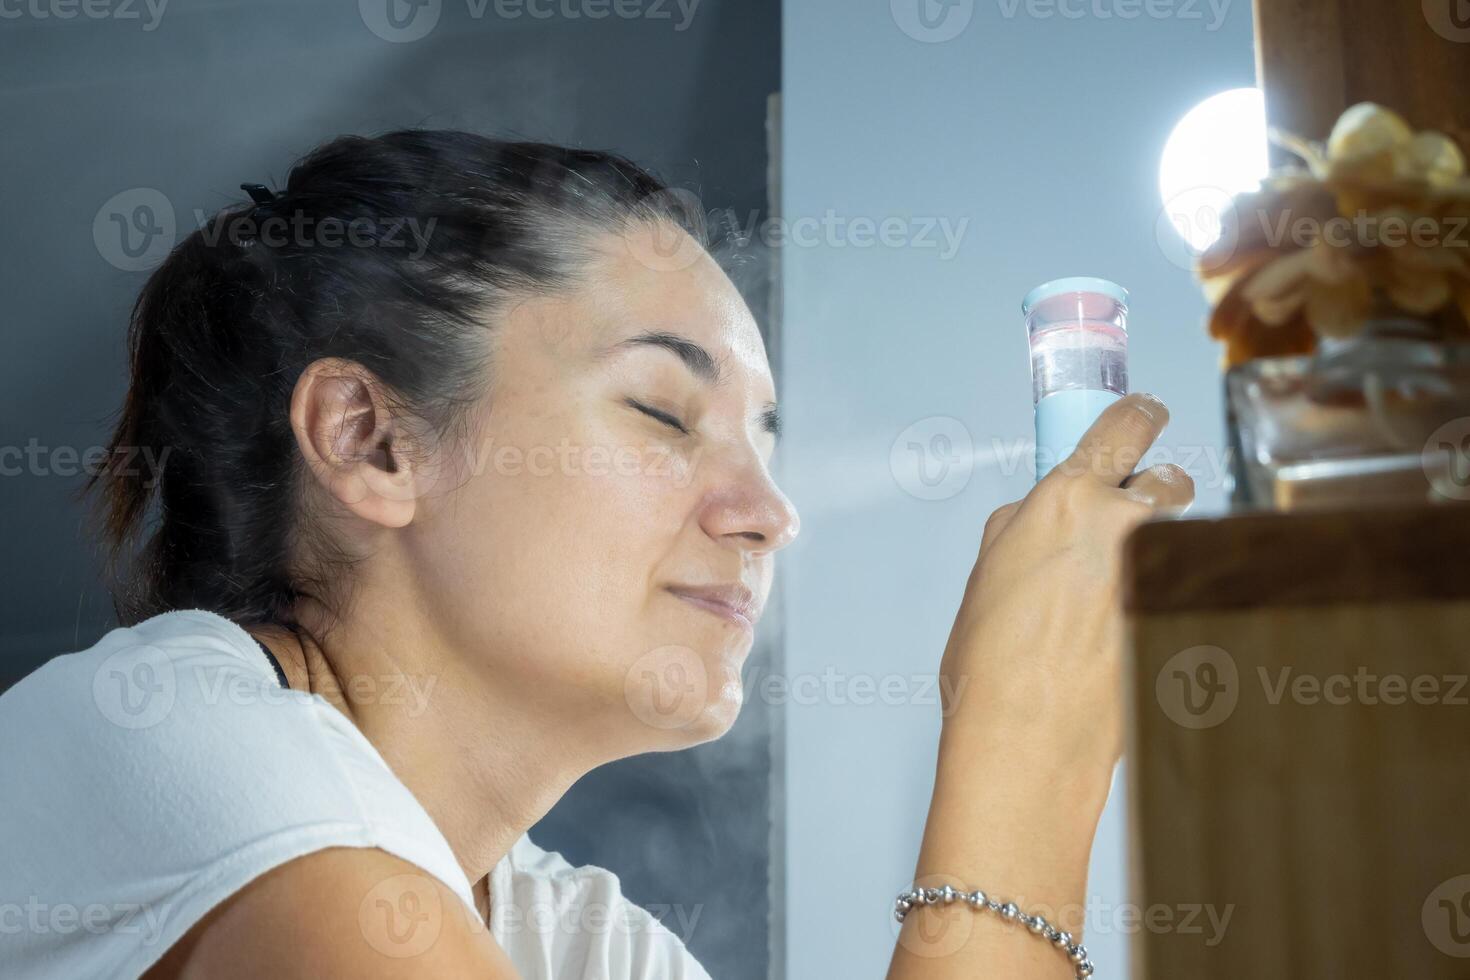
[1226,318,1470,509]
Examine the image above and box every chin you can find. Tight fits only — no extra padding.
[679,685,744,745]
[622,643,745,749]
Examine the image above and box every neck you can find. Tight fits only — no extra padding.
[249,596,599,898]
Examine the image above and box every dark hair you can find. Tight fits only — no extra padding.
[87,130,704,630]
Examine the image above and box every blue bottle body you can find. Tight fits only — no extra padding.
[1035,387,1122,479]
[1023,277,1130,482]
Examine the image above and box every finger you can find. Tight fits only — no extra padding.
[1121,462,1195,512]
[1053,392,1170,487]
[979,500,1021,554]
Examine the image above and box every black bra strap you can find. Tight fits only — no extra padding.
[253,637,291,691]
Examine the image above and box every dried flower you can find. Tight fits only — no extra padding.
[1198,103,1470,366]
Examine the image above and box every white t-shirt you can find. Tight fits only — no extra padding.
[0,608,712,980]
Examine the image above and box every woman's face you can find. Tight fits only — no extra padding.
[407,222,799,752]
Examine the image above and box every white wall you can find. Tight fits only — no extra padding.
[779,1,1254,976]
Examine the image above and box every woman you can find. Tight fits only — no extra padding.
[0,131,1191,979]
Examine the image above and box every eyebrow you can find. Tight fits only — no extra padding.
[599,330,782,439]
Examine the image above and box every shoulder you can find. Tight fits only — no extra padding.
[0,609,474,980]
[491,835,713,979]
[145,845,518,980]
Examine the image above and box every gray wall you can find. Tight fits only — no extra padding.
[1,3,778,977]
[780,1,1252,977]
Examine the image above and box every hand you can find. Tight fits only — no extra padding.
[938,392,1194,769]
[890,393,1192,980]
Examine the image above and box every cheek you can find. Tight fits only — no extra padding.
[411,412,699,675]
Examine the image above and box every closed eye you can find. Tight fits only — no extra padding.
[626,398,690,435]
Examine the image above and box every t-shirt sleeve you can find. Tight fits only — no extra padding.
[0,611,475,980]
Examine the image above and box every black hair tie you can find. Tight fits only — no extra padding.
[240,183,277,205]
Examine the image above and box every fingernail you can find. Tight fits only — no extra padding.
[1133,392,1168,422]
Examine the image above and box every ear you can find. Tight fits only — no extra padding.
[289,358,423,530]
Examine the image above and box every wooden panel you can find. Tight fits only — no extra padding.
[1125,507,1470,979]
[1253,0,1470,157]
[1127,601,1470,979]
[1124,502,1470,614]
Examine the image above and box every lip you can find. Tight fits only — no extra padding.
[666,584,758,632]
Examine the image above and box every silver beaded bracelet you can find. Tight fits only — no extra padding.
[893,884,1094,979]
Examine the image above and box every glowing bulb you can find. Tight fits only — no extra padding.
[1158,87,1269,253]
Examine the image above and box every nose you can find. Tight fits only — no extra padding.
[699,454,800,554]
